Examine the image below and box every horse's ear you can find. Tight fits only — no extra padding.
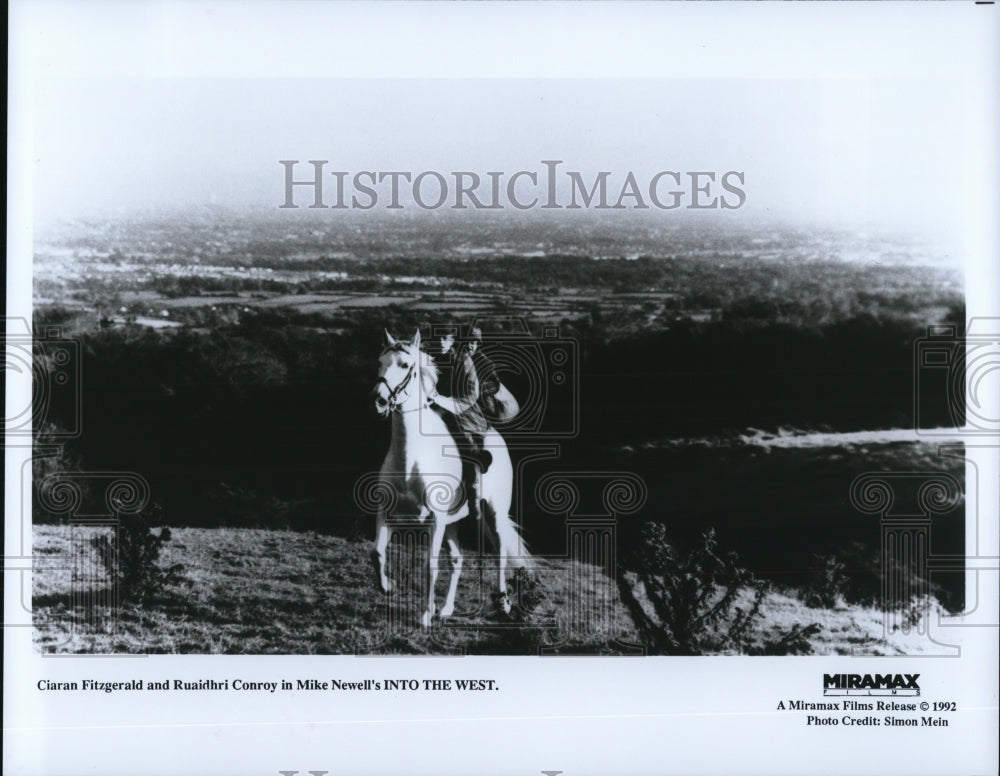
[384,329,397,347]
[412,330,421,349]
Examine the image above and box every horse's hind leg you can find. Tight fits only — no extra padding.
[421,518,447,627]
[372,510,393,594]
[496,550,512,615]
[440,524,462,619]
[484,502,512,615]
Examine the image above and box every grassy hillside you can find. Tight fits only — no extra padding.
[33,525,940,656]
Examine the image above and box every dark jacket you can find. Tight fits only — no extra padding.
[472,349,500,417]
[436,346,488,438]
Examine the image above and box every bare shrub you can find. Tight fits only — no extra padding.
[620,522,819,655]
[803,553,850,609]
[91,504,183,604]
[893,595,934,633]
[749,622,821,655]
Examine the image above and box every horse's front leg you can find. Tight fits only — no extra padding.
[440,524,462,619]
[372,509,393,594]
[422,518,447,627]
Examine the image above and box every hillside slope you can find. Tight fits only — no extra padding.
[32,525,942,656]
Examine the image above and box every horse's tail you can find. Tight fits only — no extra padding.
[489,505,532,570]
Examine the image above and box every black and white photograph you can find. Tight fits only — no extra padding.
[6,3,999,775]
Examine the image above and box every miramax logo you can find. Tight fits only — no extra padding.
[823,673,920,696]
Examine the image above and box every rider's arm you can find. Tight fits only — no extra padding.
[475,353,501,397]
[430,353,479,414]
[429,392,457,414]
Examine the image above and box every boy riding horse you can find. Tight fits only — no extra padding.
[427,325,499,521]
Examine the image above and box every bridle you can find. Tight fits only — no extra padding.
[375,359,418,413]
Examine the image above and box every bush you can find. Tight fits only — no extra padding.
[619,523,767,655]
[620,522,820,655]
[802,553,850,609]
[748,623,821,656]
[91,504,183,604]
[893,595,935,633]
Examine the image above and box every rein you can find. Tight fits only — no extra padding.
[396,401,431,414]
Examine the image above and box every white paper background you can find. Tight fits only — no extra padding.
[6,3,999,775]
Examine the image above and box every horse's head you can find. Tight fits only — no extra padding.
[373,329,431,416]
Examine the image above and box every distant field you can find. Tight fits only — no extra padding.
[48,287,592,327]
[34,213,962,336]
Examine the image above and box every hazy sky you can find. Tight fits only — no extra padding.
[28,77,974,237]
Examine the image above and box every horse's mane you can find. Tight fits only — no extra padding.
[416,347,438,389]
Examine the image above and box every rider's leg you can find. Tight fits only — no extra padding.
[462,455,482,521]
[471,430,492,473]
[467,430,491,519]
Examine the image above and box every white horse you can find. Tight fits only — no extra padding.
[371,329,528,626]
